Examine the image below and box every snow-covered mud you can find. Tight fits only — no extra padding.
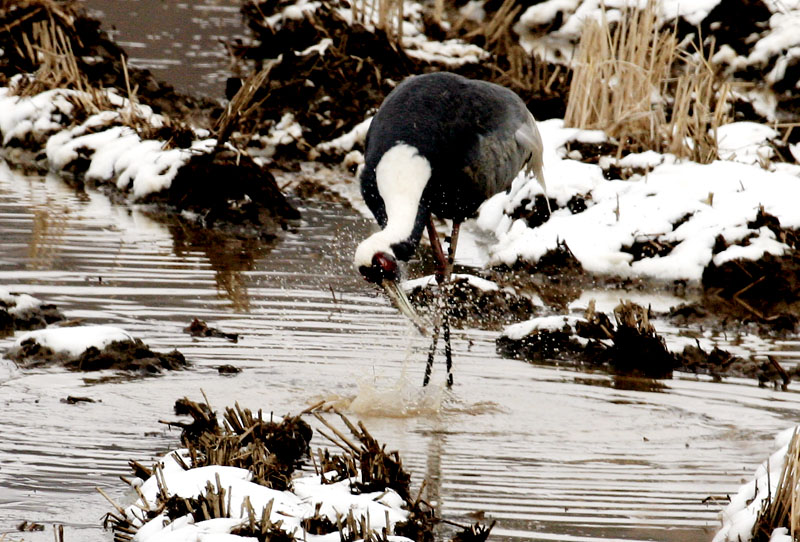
[1,162,799,542]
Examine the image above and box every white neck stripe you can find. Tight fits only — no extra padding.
[354,143,431,267]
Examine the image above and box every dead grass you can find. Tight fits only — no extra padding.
[754,429,800,541]
[215,62,277,148]
[564,0,732,162]
[351,0,404,41]
[13,18,110,114]
[666,41,733,163]
[565,0,675,156]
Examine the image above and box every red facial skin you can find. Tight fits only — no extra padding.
[359,251,398,283]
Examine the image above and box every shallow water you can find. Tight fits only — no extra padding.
[1,162,799,541]
[82,0,244,97]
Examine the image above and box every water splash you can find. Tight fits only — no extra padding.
[346,373,446,417]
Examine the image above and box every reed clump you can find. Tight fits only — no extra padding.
[165,397,314,491]
[753,429,800,541]
[565,0,732,162]
[666,42,733,163]
[13,17,110,115]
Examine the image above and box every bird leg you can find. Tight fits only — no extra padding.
[443,222,460,387]
[426,217,448,284]
[423,317,439,386]
[422,217,460,387]
[446,222,460,280]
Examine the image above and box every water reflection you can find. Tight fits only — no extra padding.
[422,422,446,539]
[574,375,669,393]
[28,205,69,270]
[159,217,278,312]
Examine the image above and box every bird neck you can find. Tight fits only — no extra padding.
[354,143,431,267]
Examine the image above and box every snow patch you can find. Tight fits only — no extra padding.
[11,325,133,358]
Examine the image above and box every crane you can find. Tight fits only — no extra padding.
[354,71,547,387]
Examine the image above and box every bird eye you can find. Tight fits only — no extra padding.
[373,252,398,280]
[358,252,398,283]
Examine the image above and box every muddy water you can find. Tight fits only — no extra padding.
[82,0,244,97]
[0,161,799,542]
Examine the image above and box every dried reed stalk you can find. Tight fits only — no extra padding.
[351,0,403,42]
[16,18,110,114]
[214,61,277,148]
[462,0,522,54]
[566,0,733,161]
[666,42,733,163]
[565,0,675,156]
[433,0,444,25]
[754,429,800,541]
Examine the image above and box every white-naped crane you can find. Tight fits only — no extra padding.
[354,71,548,387]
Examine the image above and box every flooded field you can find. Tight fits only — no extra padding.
[1,161,799,542]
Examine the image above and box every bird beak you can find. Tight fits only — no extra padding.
[381,279,428,335]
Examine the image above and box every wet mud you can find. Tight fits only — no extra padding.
[497,301,800,386]
[142,149,300,236]
[497,302,673,379]
[184,318,240,343]
[0,296,64,338]
[702,209,800,331]
[7,337,187,373]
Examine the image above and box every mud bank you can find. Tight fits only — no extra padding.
[498,301,800,386]
[6,325,187,374]
[0,289,64,337]
[0,1,298,238]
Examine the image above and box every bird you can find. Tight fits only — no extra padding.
[353,71,547,387]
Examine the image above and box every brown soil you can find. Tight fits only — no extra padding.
[184,318,239,342]
[702,209,800,331]
[495,321,585,364]
[231,0,570,161]
[497,301,798,385]
[0,298,64,338]
[232,0,422,154]
[8,337,187,373]
[142,149,300,235]
[490,242,586,311]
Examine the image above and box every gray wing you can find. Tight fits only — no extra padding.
[469,107,547,204]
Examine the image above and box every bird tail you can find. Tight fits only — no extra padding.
[520,111,550,214]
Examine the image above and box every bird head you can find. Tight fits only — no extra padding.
[354,232,399,283]
[354,235,427,334]
[358,251,398,284]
